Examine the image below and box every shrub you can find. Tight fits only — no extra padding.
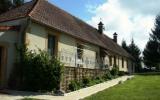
[95,77,105,84]
[110,65,119,76]
[118,71,125,76]
[68,80,81,91]
[82,77,90,87]
[9,46,64,92]
[103,70,113,80]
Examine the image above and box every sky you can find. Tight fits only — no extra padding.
[29,0,160,51]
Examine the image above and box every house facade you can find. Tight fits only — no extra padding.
[0,0,134,89]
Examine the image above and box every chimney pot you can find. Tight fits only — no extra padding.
[113,32,118,43]
[98,21,104,34]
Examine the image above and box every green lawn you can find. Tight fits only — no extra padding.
[83,74,160,100]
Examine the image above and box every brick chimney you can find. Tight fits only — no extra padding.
[113,32,118,43]
[98,21,104,34]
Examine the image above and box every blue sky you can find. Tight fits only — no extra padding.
[49,0,106,21]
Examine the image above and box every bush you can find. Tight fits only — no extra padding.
[9,46,64,92]
[110,65,119,76]
[82,77,90,87]
[103,70,113,80]
[68,80,81,91]
[95,77,105,83]
[118,71,125,76]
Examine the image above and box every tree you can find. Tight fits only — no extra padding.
[13,0,25,7]
[121,39,142,72]
[143,15,160,70]
[0,0,12,14]
[121,40,129,53]
[0,0,25,14]
[128,39,142,72]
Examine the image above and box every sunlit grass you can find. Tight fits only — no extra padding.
[83,74,160,100]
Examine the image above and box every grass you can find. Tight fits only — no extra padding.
[83,73,160,100]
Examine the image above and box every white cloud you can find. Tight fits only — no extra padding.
[86,0,158,51]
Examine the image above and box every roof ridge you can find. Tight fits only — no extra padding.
[27,0,39,17]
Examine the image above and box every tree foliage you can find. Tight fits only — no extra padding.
[9,46,64,92]
[143,15,160,70]
[0,0,25,14]
[13,0,25,7]
[121,40,129,53]
[0,0,12,14]
[121,39,142,72]
[129,39,142,72]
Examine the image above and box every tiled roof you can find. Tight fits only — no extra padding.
[0,0,132,58]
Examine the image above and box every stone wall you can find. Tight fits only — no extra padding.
[61,66,106,92]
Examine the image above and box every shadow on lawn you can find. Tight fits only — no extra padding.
[135,72,160,76]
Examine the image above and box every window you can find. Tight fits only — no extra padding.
[96,52,98,62]
[127,60,128,68]
[114,56,116,65]
[48,35,56,56]
[109,56,112,66]
[122,57,124,68]
[118,57,120,66]
[77,44,83,59]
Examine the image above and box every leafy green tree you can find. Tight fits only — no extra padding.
[143,15,160,70]
[128,39,142,72]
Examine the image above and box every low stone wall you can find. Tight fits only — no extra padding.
[61,66,106,92]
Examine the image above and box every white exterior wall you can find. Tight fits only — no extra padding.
[58,33,77,67]
[119,57,122,70]
[26,22,47,51]
[118,57,128,72]
[83,43,99,69]
[123,58,128,72]
[112,57,114,66]
[104,55,109,67]
[26,21,101,69]
[25,21,131,72]
[58,33,100,69]
[116,56,119,66]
